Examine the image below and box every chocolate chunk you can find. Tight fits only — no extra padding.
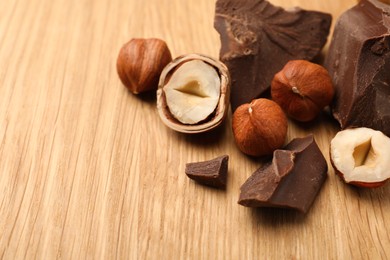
[214,0,332,111]
[238,135,327,213]
[185,155,229,188]
[325,0,390,136]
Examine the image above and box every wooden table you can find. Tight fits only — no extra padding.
[1,0,389,259]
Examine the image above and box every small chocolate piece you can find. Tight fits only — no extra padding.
[185,155,229,188]
[214,0,332,111]
[238,135,327,213]
[325,0,390,136]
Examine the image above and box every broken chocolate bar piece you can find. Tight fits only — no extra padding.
[185,155,229,188]
[214,0,332,111]
[325,0,390,136]
[238,135,327,213]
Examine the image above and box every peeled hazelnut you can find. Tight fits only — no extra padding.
[157,54,230,133]
[232,98,288,157]
[330,127,390,188]
[117,38,172,94]
[271,60,334,122]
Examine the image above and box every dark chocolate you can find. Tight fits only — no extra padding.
[238,135,327,213]
[325,0,390,136]
[214,0,332,111]
[185,155,229,189]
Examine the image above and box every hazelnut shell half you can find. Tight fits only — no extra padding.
[157,54,230,133]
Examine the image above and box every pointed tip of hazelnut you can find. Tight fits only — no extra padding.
[248,106,253,114]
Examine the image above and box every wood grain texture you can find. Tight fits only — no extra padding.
[1,0,389,259]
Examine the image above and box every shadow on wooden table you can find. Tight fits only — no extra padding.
[136,89,157,102]
[249,207,307,227]
[181,117,231,147]
[343,183,390,201]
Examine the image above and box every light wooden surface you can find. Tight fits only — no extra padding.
[1,0,390,259]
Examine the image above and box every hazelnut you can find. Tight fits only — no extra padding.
[117,38,172,94]
[330,127,390,188]
[232,98,287,157]
[271,60,334,122]
[157,54,230,133]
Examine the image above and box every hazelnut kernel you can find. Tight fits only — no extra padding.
[157,54,230,134]
[330,127,390,188]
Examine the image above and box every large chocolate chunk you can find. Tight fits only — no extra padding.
[185,155,229,189]
[238,135,327,213]
[325,0,390,136]
[214,0,332,111]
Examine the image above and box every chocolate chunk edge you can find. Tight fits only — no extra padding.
[185,155,229,189]
[238,135,328,213]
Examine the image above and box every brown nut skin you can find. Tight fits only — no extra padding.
[117,38,172,94]
[232,98,288,157]
[271,60,334,122]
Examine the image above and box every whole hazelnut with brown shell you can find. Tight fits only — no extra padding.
[117,38,172,94]
[271,60,334,122]
[232,98,288,157]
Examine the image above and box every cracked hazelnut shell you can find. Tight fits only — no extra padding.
[232,98,288,157]
[117,38,172,94]
[157,54,230,133]
[330,127,390,188]
[271,60,334,122]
